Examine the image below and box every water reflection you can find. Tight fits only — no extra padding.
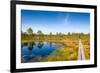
[21,42,63,63]
[28,42,36,51]
[49,42,52,47]
[21,43,28,48]
[37,42,44,48]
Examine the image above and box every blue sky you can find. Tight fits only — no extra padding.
[21,9,90,34]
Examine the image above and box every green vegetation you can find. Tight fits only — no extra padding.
[41,44,78,61]
[21,27,90,61]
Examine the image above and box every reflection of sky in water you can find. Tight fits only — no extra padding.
[21,42,63,62]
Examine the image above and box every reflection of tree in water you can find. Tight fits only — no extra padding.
[49,42,52,47]
[22,42,36,62]
[21,43,28,48]
[37,42,44,48]
[28,42,36,51]
[21,44,23,48]
[23,43,28,46]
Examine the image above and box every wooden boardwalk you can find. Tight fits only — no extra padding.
[78,39,86,60]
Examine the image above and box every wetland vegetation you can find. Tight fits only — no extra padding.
[21,28,90,63]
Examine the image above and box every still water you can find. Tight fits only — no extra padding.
[21,42,64,63]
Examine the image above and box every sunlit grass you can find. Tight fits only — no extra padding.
[41,42,79,61]
[21,34,90,61]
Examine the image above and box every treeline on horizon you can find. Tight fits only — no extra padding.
[21,27,90,36]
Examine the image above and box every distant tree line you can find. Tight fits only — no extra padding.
[22,27,90,36]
